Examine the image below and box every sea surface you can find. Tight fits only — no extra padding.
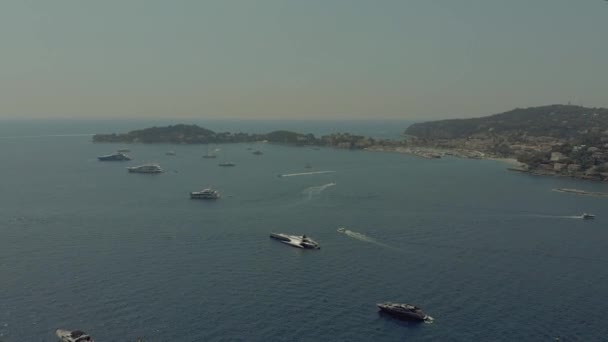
[1,119,607,341]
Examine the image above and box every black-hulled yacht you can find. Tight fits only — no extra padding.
[377,303,432,322]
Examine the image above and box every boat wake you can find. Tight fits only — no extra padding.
[302,182,336,198]
[337,227,399,250]
[279,171,335,177]
[529,214,585,219]
[424,316,435,324]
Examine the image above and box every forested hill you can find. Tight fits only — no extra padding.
[92,124,377,149]
[404,105,608,140]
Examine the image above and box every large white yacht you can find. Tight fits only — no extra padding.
[270,233,320,249]
[56,329,94,342]
[127,164,163,173]
[190,188,220,199]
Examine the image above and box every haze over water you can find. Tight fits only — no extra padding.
[1,120,607,341]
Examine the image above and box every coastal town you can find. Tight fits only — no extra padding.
[93,105,608,182]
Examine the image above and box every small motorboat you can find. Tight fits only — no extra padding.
[190,188,220,199]
[582,213,595,220]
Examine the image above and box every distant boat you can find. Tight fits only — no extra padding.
[252,150,263,155]
[304,163,312,169]
[218,149,235,166]
[127,164,163,173]
[56,329,94,342]
[98,152,131,161]
[166,151,176,156]
[582,213,596,220]
[190,188,220,199]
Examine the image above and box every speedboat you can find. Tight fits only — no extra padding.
[582,213,595,220]
[337,227,346,233]
[127,164,163,173]
[270,233,320,249]
[218,162,236,167]
[98,152,131,161]
[190,188,220,199]
[56,329,94,342]
[377,303,432,322]
[252,150,263,155]
[166,151,176,156]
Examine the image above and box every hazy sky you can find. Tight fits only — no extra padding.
[1,0,606,120]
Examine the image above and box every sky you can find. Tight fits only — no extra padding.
[1,0,607,120]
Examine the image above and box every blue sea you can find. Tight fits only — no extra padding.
[1,119,607,341]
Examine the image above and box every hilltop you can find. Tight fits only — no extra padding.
[405,105,608,140]
[93,124,377,149]
[404,105,608,181]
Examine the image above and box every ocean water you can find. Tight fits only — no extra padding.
[1,120,608,341]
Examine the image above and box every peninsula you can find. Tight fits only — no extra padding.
[403,105,608,181]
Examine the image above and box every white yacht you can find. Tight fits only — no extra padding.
[270,233,320,249]
[56,329,94,342]
[127,164,163,173]
[190,188,220,199]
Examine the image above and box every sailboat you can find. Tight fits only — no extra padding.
[203,145,217,159]
[218,148,236,167]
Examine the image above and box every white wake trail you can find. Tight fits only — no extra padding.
[337,227,399,251]
[279,170,335,177]
[529,214,585,219]
[302,182,336,198]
